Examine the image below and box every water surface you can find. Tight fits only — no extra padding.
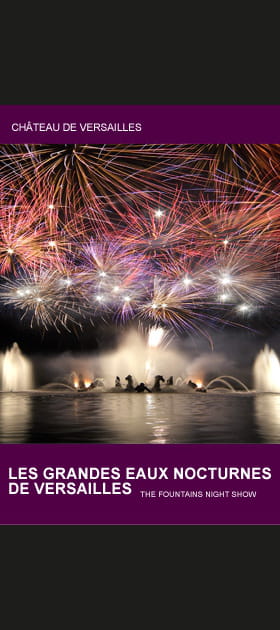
[0,390,279,443]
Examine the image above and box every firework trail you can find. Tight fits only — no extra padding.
[0,144,200,210]
[187,144,280,183]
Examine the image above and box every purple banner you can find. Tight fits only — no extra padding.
[0,444,278,525]
[0,105,280,143]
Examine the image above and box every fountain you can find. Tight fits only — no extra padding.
[30,327,232,393]
[206,375,249,392]
[0,342,34,392]
[253,345,280,393]
[98,326,183,389]
[0,327,251,396]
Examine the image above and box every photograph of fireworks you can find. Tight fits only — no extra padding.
[1,143,280,444]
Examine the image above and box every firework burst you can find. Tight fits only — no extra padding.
[137,276,216,343]
[0,191,46,274]
[117,189,195,265]
[0,268,90,332]
[208,241,280,309]
[0,144,280,342]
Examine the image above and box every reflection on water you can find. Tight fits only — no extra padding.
[98,394,178,443]
[0,391,280,443]
[0,394,31,443]
[254,394,280,442]
[145,395,171,444]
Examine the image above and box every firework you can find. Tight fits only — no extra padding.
[0,189,47,274]
[116,189,195,265]
[0,144,280,342]
[136,277,219,345]
[207,241,280,310]
[0,268,90,332]
[0,144,199,212]
[181,180,280,257]
[187,144,280,183]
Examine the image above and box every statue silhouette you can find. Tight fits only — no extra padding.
[188,380,197,390]
[125,374,134,391]
[152,375,165,391]
[78,374,86,390]
[135,382,151,393]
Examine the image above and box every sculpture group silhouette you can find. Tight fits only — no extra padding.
[76,373,206,393]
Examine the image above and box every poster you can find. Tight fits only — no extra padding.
[0,105,280,525]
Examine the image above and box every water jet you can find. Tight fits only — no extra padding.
[0,342,34,392]
[253,345,280,393]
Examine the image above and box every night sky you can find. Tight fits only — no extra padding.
[1,143,280,364]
